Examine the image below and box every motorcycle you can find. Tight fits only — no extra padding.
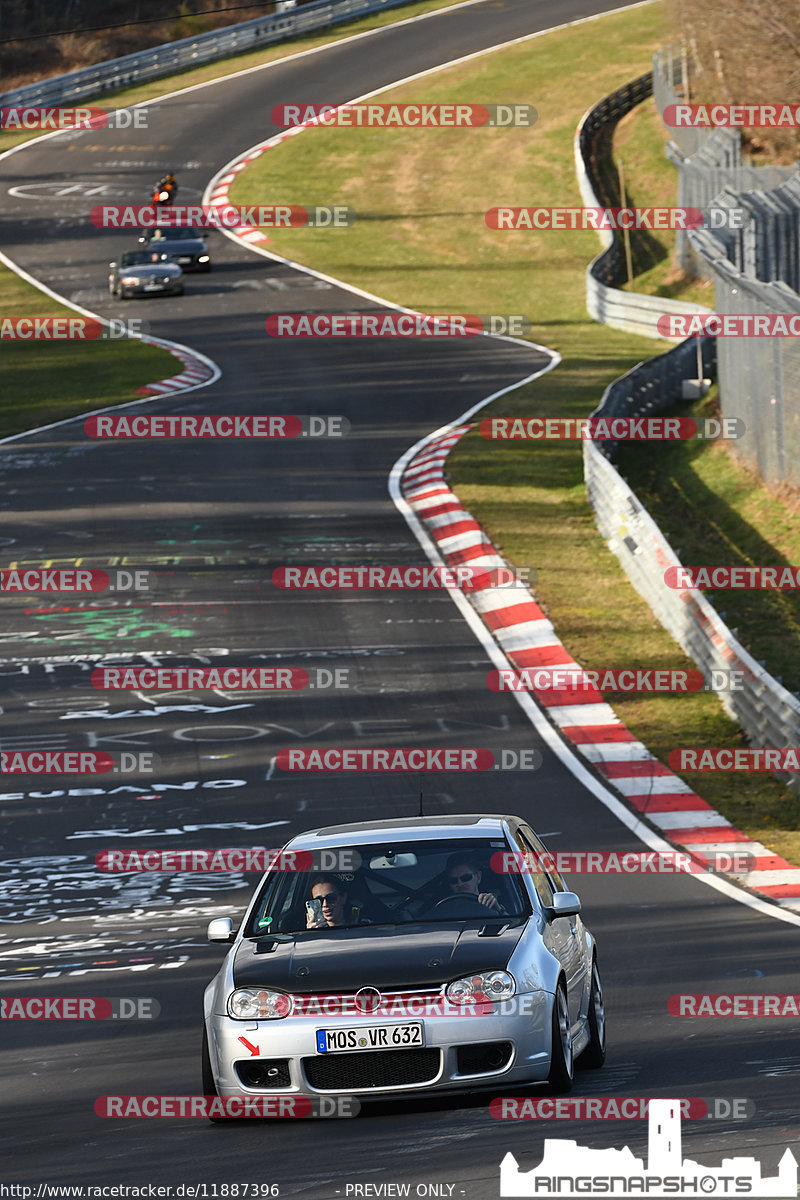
[151,178,177,206]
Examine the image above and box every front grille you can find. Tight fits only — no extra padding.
[456,1041,513,1076]
[235,1059,291,1089]
[303,1048,440,1090]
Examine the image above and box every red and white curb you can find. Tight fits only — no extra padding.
[135,339,217,395]
[207,153,271,247]
[205,121,312,247]
[401,425,800,913]
[206,101,382,246]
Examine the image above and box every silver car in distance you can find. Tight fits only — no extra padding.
[202,815,606,1112]
[108,249,184,298]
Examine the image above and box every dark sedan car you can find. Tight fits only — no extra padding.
[138,226,211,271]
[108,250,183,299]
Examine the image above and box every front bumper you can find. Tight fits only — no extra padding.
[207,992,551,1100]
[122,278,182,295]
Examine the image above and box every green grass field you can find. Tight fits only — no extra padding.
[0,264,174,437]
[229,0,800,863]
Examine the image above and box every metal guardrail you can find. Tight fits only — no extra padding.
[689,228,800,488]
[652,47,798,279]
[0,0,418,109]
[574,72,712,339]
[584,420,800,779]
[578,72,800,788]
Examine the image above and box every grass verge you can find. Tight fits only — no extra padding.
[229,0,800,862]
[0,264,173,438]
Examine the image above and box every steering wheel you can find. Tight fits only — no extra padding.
[429,893,490,915]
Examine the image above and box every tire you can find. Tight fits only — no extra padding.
[176,285,184,296]
[546,981,574,1094]
[577,958,606,1069]
[201,1025,227,1123]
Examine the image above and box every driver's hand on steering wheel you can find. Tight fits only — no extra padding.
[477,892,500,910]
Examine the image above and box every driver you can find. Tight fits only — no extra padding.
[445,853,505,912]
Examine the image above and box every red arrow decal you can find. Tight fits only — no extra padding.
[238,1036,260,1056]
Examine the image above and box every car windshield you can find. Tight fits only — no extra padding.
[121,250,169,266]
[150,228,202,241]
[245,838,531,937]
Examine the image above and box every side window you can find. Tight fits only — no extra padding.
[521,827,567,893]
[513,830,554,910]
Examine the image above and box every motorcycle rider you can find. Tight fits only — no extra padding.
[152,173,177,205]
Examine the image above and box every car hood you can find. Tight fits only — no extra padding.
[232,921,526,993]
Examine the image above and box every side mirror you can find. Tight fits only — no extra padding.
[207,917,235,943]
[546,891,581,921]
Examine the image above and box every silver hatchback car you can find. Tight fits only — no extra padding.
[202,815,605,1109]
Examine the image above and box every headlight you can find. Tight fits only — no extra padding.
[198,255,209,262]
[120,276,138,285]
[445,971,516,1004]
[227,988,293,1020]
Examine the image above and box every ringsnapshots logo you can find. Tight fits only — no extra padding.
[95,1095,360,1118]
[274,747,542,771]
[0,750,159,775]
[272,565,535,589]
[498,1098,797,1197]
[84,414,348,439]
[91,665,349,691]
[0,317,149,340]
[96,847,362,873]
[90,204,354,230]
[1,996,159,1020]
[658,313,800,337]
[1,567,154,594]
[479,416,744,441]
[0,106,151,131]
[486,206,745,231]
[272,102,538,127]
[487,667,747,695]
[265,314,531,337]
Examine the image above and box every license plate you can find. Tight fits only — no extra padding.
[177,256,191,264]
[316,1021,423,1054]
[143,282,163,291]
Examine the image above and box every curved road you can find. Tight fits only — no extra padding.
[1,0,798,1195]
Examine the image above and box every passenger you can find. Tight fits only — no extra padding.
[305,873,366,928]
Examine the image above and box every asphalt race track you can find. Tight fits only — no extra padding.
[1,0,799,1195]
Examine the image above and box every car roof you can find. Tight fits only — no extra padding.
[284,814,523,850]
